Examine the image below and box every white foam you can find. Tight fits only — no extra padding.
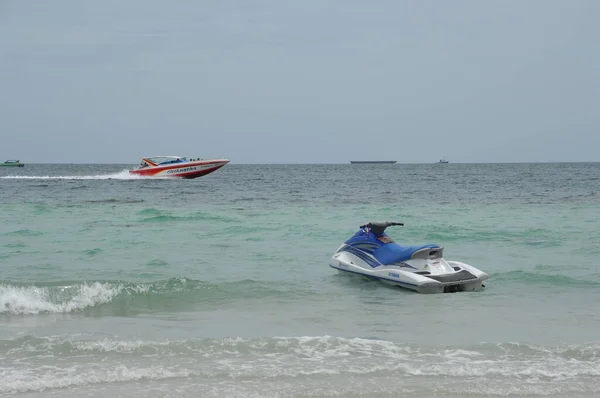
[0,282,123,315]
[0,365,191,394]
[2,336,600,396]
[73,339,172,353]
[0,170,160,180]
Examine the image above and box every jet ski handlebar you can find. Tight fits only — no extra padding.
[359,221,404,235]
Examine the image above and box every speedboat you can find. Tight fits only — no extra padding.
[329,221,488,293]
[129,156,229,179]
[1,160,24,167]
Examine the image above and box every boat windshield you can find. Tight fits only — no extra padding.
[143,156,188,166]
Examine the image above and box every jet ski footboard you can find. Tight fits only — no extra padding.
[422,270,482,293]
[424,269,477,283]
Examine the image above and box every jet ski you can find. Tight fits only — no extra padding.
[329,221,489,293]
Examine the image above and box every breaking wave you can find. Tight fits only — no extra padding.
[0,278,308,315]
[1,335,599,396]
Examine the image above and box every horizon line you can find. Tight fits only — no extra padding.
[6,161,600,165]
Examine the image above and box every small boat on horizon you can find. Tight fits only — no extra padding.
[129,156,229,179]
[1,160,24,167]
[350,160,397,164]
[437,159,449,164]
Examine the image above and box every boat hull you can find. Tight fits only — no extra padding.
[130,159,229,179]
[1,161,24,167]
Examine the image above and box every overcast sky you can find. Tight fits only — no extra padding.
[1,0,599,164]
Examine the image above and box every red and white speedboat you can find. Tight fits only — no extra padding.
[130,156,229,179]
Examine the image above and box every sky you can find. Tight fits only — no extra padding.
[1,0,599,164]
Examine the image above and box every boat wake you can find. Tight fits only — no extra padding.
[0,170,166,180]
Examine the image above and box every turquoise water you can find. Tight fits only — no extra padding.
[1,163,599,397]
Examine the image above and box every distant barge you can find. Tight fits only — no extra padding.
[350,160,397,164]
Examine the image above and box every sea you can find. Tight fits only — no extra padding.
[0,162,599,397]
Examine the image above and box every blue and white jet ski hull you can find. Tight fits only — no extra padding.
[329,222,489,294]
